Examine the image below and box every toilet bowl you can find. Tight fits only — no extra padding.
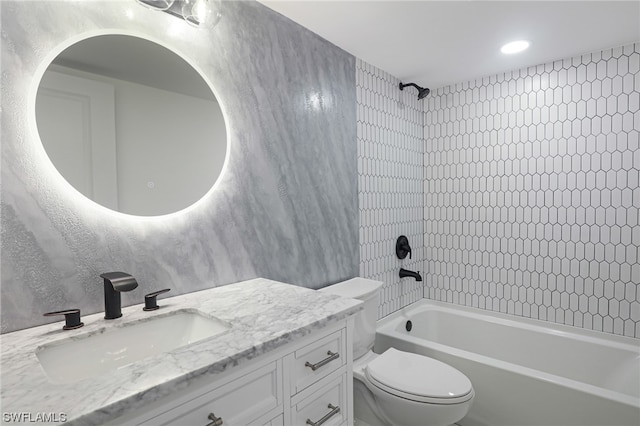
[320,278,474,426]
[353,348,474,426]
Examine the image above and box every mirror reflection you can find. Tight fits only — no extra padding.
[36,34,227,216]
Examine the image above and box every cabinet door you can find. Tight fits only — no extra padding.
[291,374,348,426]
[139,362,281,426]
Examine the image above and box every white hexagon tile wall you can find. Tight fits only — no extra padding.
[424,43,640,337]
[356,58,425,319]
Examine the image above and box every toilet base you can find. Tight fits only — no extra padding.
[354,376,391,426]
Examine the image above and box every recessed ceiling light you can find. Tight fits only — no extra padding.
[501,40,530,55]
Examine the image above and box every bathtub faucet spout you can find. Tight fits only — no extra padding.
[399,268,422,282]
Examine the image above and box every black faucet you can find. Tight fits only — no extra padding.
[100,272,138,319]
[399,268,422,282]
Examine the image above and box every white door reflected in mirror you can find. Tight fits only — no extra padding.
[35,34,227,216]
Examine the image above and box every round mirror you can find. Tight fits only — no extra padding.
[35,34,227,216]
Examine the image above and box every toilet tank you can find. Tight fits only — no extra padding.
[319,278,382,359]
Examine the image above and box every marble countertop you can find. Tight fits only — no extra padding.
[0,278,362,425]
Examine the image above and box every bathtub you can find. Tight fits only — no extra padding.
[375,300,640,426]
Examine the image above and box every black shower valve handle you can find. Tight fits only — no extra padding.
[43,309,84,330]
[143,288,171,311]
[396,235,412,260]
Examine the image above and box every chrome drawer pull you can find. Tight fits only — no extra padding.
[306,404,340,426]
[305,351,340,371]
[205,412,223,426]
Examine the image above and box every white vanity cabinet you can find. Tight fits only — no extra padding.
[113,319,353,426]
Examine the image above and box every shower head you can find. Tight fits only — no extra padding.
[418,87,431,99]
[399,82,430,100]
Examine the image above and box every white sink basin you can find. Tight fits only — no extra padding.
[36,310,230,384]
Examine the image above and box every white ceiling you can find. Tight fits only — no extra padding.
[258,0,640,90]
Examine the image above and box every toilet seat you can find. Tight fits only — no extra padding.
[365,348,474,405]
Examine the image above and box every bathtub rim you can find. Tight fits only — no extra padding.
[375,299,640,409]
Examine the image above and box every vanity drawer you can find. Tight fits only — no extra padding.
[291,329,345,394]
[139,361,281,426]
[291,373,348,426]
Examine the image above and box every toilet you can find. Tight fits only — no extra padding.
[320,278,474,426]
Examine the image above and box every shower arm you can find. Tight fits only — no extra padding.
[399,83,422,91]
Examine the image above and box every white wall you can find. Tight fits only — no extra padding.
[424,43,640,337]
[356,58,425,319]
[356,43,640,338]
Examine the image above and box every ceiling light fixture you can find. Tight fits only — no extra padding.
[500,40,530,55]
[136,0,222,29]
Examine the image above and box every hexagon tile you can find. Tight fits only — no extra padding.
[356,58,425,319]
[424,43,640,337]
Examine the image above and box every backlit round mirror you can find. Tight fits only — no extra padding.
[35,34,227,216]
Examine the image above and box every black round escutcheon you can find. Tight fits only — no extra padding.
[405,320,412,332]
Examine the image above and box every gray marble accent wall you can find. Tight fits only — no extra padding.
[1,0,358,333]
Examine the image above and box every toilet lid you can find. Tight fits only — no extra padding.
[365,348,473,403]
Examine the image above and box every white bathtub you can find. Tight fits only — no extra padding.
[375,300,640,426]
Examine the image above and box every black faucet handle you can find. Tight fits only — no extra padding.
[396,236,412,259]
[43,309,84,330]
[143,288,171,311]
